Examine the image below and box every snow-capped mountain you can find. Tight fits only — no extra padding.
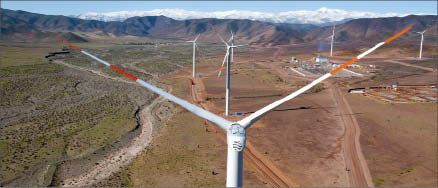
[76,7,408,25]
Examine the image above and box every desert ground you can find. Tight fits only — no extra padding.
[1,36,437,187]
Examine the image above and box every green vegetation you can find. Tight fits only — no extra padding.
[66,105,137,158]
[0,43,58,67]
[1,63,64,77]
[373,177,385,187]
[0,92,137,184]
[398,167,414,176]
[0,75,80,106]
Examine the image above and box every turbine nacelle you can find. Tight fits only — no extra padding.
[227,123,246,152]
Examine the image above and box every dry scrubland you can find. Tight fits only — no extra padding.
[1,37,436,187]
[0,39,215,186]
[347,95,437,186]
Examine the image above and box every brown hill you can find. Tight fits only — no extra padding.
[1,8,436,46]
[305,15,438,44]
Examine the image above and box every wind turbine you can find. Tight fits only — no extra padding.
[330,25,335,57]
[217,33,248,116]
[55,26,411,187]
[417,29,426,60]
[186,34,201,78]
[229,31,235,62]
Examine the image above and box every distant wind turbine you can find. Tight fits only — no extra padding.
[186,34,200,78]
[417,29,426,60]
[217,33,248,116]
[330,25,335,57]
[229,31,235,62]
[55,26,411,187]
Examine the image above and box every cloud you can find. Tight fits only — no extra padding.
[76,7,411,25]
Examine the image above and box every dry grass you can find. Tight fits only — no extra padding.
[346,94,437,186]
[96,75,227,186]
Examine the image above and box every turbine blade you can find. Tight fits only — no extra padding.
[233,44,248,48]
[238,26,412,128]
[194,34,201,42]
[217,33,228,46]
[55,38,231,131]
[217,50,229,79]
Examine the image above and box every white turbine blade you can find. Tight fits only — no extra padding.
[217,33,229,46]
[55,38,231,131]
[232,44,248,48]
[136,79,230,130]
[332,25,336,36]
[238,26,412,128]
[194,34,201,42]
[238,73,331,128]
[218,50,229,78]
[228,31,234,43]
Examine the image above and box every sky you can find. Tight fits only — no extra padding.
[2,1,437,16]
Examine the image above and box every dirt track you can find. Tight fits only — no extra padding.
[329,81,373,187]
[384,59,435,72]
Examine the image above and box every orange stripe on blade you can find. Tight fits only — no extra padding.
[330,26,411,75]
[384,26,412,43]
[329,57,358,75]
[55,38,82,52]
[110,65,138,81]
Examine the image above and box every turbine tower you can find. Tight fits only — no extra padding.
[217,33,248,116]
[330,25,335,57]
[55,26,411,187]
[186,34,200,78]
[417,30,426,60]
[229,31,235,62]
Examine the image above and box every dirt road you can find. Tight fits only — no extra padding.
[384,59,435,72]
[329,81,373,187]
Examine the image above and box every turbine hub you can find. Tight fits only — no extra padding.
[227,124,246,151]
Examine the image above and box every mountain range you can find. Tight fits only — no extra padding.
[1,8,436,46]
[75,8,407,26]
